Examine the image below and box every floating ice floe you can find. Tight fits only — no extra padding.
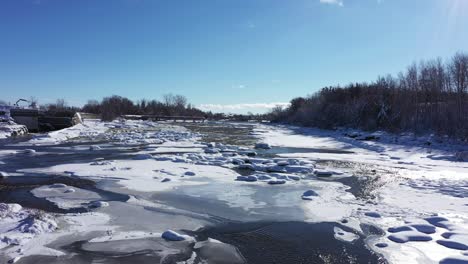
[0,171,9,177]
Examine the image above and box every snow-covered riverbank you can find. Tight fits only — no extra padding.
[1,120,467,263]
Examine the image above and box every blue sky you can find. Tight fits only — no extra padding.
[1,0,467,113]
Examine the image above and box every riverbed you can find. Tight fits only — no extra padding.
[0,120,467,263]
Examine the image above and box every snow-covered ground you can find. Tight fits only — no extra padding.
[253,123,468,263]
[1,119,467,263]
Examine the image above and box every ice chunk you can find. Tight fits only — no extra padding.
[162,230,186,241]
[0,171,9,178]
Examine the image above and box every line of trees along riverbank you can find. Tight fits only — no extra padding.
[270,52,468,140]
[82,94,205,121]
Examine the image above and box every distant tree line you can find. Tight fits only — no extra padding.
[269,52,468,140]
[81,94,205,121]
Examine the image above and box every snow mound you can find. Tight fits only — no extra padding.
[302,190,319,200]
[387,231,432,243]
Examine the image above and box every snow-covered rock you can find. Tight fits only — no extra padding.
[161,230,186,241]
[236,175,258,182]
[314,170,333,177]
[302,190,319,200]
[254,143,271,149]
[387,231,432,243]
[267,179,286,185]
[89,201,109,208]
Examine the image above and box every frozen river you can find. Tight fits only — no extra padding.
[0,120,467,263]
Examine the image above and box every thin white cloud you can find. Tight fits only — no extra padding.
[320,0,344,7]
[198,102,290,112]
